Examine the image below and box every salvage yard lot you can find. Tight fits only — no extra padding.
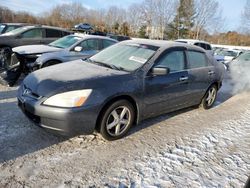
[0,79,249,187]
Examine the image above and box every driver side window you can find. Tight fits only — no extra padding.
[79,39,99,51]
[155,51,185,72]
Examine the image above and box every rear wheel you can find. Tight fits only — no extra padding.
[99,100,135,141]
[200,85,218,109]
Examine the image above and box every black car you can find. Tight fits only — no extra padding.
[17,39,224,140]
[0,23,29,34]
[0,25,71,52]
[107,33,131,41]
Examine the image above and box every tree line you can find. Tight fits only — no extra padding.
[0,0,250,46]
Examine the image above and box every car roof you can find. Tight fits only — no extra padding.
[175,39,211,45]
[21,25,70,32]
[1,23,29,26]
[72,33,118,42]
[123,39,205,52]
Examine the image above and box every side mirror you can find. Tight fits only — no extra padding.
[151,67,170,76]
[74,46,83,52]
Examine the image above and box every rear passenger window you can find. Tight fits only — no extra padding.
[45,29,61,38]
[155,51,185,72]
[206,44,212,50]
[187,51,207,69]
[21,29,42,38]
[61,31,70,37]
[103,40,116,48]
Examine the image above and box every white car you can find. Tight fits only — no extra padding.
[175,39,213,56]
[214,49,243,64]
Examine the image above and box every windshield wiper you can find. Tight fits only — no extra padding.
[86,59,129,72]
[48,44,64,49]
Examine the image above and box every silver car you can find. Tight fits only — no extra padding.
[13,34,117,71]
[0,34,117,86]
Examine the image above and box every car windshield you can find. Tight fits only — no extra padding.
[0,24,6,34]
[1,26,27,36]
[236,52,250,61]
[89,43,158,72]
[49,35,82,49]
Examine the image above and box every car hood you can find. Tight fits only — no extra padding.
[23,60,128,97]
[13,45,62,55]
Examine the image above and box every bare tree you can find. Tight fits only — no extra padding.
[193,0,222,39]
[241,0,250,34]
[127,3,145,36]
[141,0,178,39]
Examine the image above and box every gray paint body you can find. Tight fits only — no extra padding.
[17,40,224,136]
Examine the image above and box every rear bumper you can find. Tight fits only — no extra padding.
[17,93,100,136]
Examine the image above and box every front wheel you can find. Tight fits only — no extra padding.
[200,85,218,109]
[99,100,135,141]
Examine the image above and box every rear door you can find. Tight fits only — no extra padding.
[43,28,63,44]
[143,47,190,117]
[186,50,215,104]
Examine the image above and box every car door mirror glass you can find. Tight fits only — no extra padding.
[74,46,83,52]
[151,67,170,76]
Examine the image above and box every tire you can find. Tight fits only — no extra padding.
[200,84,218,109]
[99,100,135,141]
[42,60,60,68]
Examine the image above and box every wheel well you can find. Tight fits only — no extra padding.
[0,45,11,51]
[42,59,62,67]
[95,95,138,132]
[211,81,221,90]
[0,45,11,48]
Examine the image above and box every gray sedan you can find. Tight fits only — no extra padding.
[17,39,224,140]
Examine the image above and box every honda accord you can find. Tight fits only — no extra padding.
[17,39,224,140]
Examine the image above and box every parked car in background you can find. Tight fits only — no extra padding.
[0,25,71,52]
[227,51,250,72]
[175,39,213,56]
[107,33,131,41]
[214,49,243,64]
[0,23,30,34]
[0,34,117,86]
[17,39,224,140]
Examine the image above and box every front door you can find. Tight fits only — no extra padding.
[143,48,190,117]
[68,39,100,61]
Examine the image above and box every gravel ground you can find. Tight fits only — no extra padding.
[0,79,249,187]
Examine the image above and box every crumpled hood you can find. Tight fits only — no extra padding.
[13,45,62,55]
[23,60,127,97]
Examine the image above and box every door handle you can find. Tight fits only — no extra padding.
[179,76,189,81]
[208,70,215,75]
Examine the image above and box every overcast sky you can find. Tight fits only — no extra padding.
[1,0,247,31]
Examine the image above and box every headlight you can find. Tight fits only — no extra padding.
[43,89,92,108]
[26,54,42,58]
